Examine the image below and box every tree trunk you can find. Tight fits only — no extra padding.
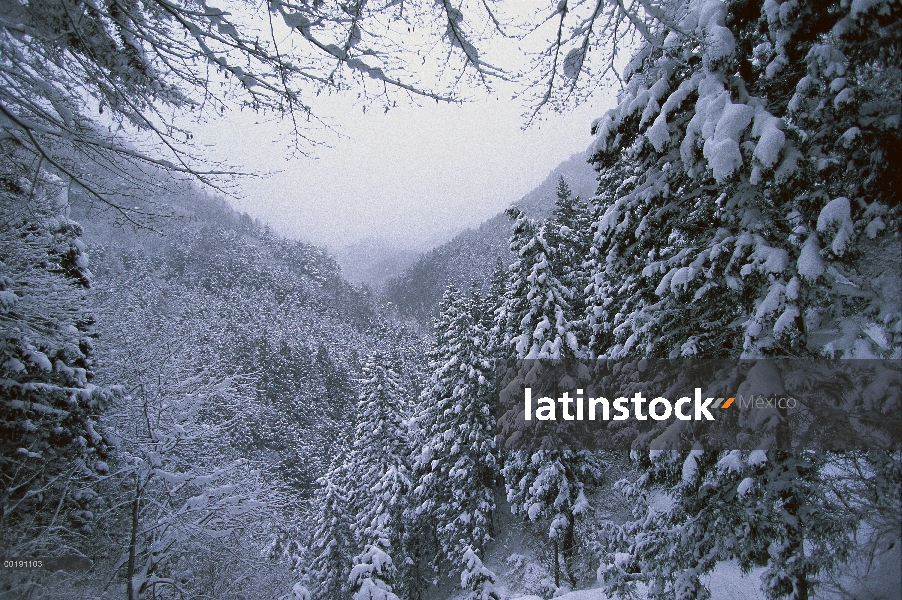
[562,517,576,585]
[795,573,809,600]
[126,482,140,600]
[775,382,809,600]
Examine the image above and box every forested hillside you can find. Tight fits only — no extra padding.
[2,176,426,598]
[79,186,422,494]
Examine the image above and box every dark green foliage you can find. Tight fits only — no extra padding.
[582,0,901,598]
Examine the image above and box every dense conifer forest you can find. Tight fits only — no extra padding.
[1,0,899,598]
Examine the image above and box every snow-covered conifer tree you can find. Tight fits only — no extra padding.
[583,0,901,597]
[500,208,581,361]
[346,354,411,599]
[486,259,508,331]
[460,545,498,600]
[600,446,854,600]
[502,445,598,588]
[583,0,899,361]
[0,177,115,555]
[496,208,604,587]
[412,285,498,572]
[348,542,401,600]
[546,177,596,353]
[308,462,356,600]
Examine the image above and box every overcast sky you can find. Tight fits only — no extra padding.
[190,92,609,252]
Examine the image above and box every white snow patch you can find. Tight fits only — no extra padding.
[817,197,855,255]
[717,449,744,473]
[0,290,16,309]
[702,102,754,181]
[755,282,785,318]
[4,358,24,373]
[292,583,311,600]
[798,235,825,280]
[682,447,704,483]
[29,351,52,371]
[748,449,768,466]
[705,138,743,182]
[841,126,861,146]
[737,477,755,496]
[773,305,800,337]
[828,266,859,288]
[830,77,847,92]
[663,31,681,49]
[861,322,889,350]
[655,268,678,296]
[785,276,800,300]
[833,87,854,108]
[751,243,789,274]
[707,25,736,63]
[865,217,885,239]
[754,129,785,169]
[646,113,670,152]
[670,266,697,292]
[715,102,754,142]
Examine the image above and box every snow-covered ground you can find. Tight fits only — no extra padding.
[506,560,767,600]
[451,488,901,600]
[502,547,902,600]
[477,504,900,600]
[503,545,901,600]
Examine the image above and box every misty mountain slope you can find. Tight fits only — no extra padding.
[333,238,422,288]
[382,151,598,325]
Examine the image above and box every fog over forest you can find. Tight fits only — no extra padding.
[1,1,900,600]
